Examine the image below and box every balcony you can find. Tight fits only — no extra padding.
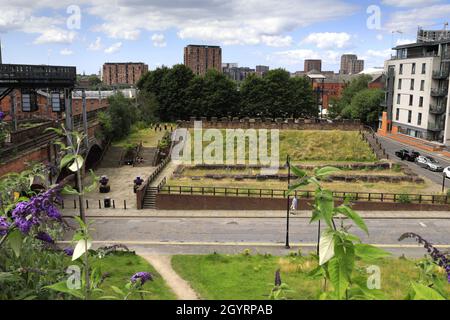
[432,70,449,80]
[429,105,446,114]
[427,122,444,132]
[430,88,449,97]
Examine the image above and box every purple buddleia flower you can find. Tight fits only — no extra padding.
[399,233,450,283]
[63,247,74,256]
[11,186,62,234]
[130,272,153,285]
[0,111,5,121]
[0,216,10,236]
[35,231,54,244]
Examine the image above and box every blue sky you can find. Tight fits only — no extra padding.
[1,0,449,74]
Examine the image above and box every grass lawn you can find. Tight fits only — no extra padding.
[113,124,173,148]
[186,129,377,163]
[167,177,429,194]
[172,253,450,300]
[90,252,176,300]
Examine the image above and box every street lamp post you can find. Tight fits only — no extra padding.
[285,155,291,249]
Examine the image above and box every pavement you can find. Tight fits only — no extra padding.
[377,134,450,188]
[61,216,450,258]
[61,208,450,219]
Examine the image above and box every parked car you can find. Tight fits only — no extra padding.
[415,156,444,172]
[395,149,420,161]
[444,166,450,179]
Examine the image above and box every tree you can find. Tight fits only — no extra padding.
[342,88,384,126]
[103,93,136,140]
[240,75,268,117]
[264,69,293,118]
[328,75,373,119]
[290,76,317,118]
[136,91,159,125]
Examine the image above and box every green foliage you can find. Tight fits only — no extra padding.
[397,194,412,204]
[138,67,317,120]
[342,88,384,125]
[289,163,391,300]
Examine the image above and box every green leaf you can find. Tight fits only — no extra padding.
[45,281,84,299]
[319,232,335,265]
[62,185,80,195]
[290,165,307,179]
[60,154,76,170]
[287,178,309,195]
[354,244,391,262]
[315,189,334,228]
[111,286,125,296]
[315,166,340,178]
[411,282,445,300]
[45,127,63,136]
[335,205,369,235]
[328,257,350,300]
[8,229,23,258]
[68,155,84,173]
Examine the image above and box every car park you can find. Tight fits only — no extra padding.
[395,149,420,161]
[415,156,444,172]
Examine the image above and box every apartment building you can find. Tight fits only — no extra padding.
[222,63,255,81]
[102,62,148,86]
[304,59,322,73]
[340,54,364,74]
[184,45,222,76]
[379,40,450,146]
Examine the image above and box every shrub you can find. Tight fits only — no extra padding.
[398,194,412,204]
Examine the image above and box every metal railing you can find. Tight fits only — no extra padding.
[159,185,450,205]
[429,105,446,114]
[431,88,449,96]
[433,70,450,79]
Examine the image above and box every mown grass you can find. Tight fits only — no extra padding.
[171,253,450,300]
[113,124,174,148]
[167,177,428,194]
[186,129,377,163]
[90,252,176,300]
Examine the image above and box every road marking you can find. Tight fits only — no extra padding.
[57,240,450,249]
[419,222,427,228]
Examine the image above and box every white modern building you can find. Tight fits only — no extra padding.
[380,40,450,146]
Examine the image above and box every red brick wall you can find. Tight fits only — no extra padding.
[0,145,49,177]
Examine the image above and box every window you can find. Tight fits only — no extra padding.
[412,63,416,74]
[396,108,400,121]
[420,80,425,91]
[410,79,415,90]
[400,64,403,75]
[419,97,423,107]
[397,94,401,104]
[422,63,426,74]
[418,113,422,126]
[398,79,402,90]
[409,95,413,106]
[408,110,412,123]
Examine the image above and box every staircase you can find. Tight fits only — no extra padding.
[100,146,124,168]
[143,187,157,209]
[135,147,158,167]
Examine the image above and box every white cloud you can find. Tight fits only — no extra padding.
[384,4,450,33]
[151,34,167,47]
[302,32,352,49]
[396,38,415,45]
[88,37,102,51]
[104,42,122,54]
[268,49,340,66]
[33,28,76,44]
[382,0,442,7]
[60,48,73,55]
[376,34,384,41]
[87,0,356,46]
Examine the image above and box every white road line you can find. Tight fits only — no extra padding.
[419,222,427,228]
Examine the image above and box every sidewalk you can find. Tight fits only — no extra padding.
[62,208,450,219]
[381,133,450,159]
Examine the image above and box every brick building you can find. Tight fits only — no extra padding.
[0,89,136,122]
[184,45,222,75]
[304,59,322,73]
[102,62,148,86]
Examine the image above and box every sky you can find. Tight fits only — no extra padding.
[0,0,449,75]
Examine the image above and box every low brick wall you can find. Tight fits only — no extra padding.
[156,194,450,212]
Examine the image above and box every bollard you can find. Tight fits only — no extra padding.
[113,199,116,209]
[73,199,77,209]
[98,199,101,209]
[124,200,127,210]
[86,199,89,209]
